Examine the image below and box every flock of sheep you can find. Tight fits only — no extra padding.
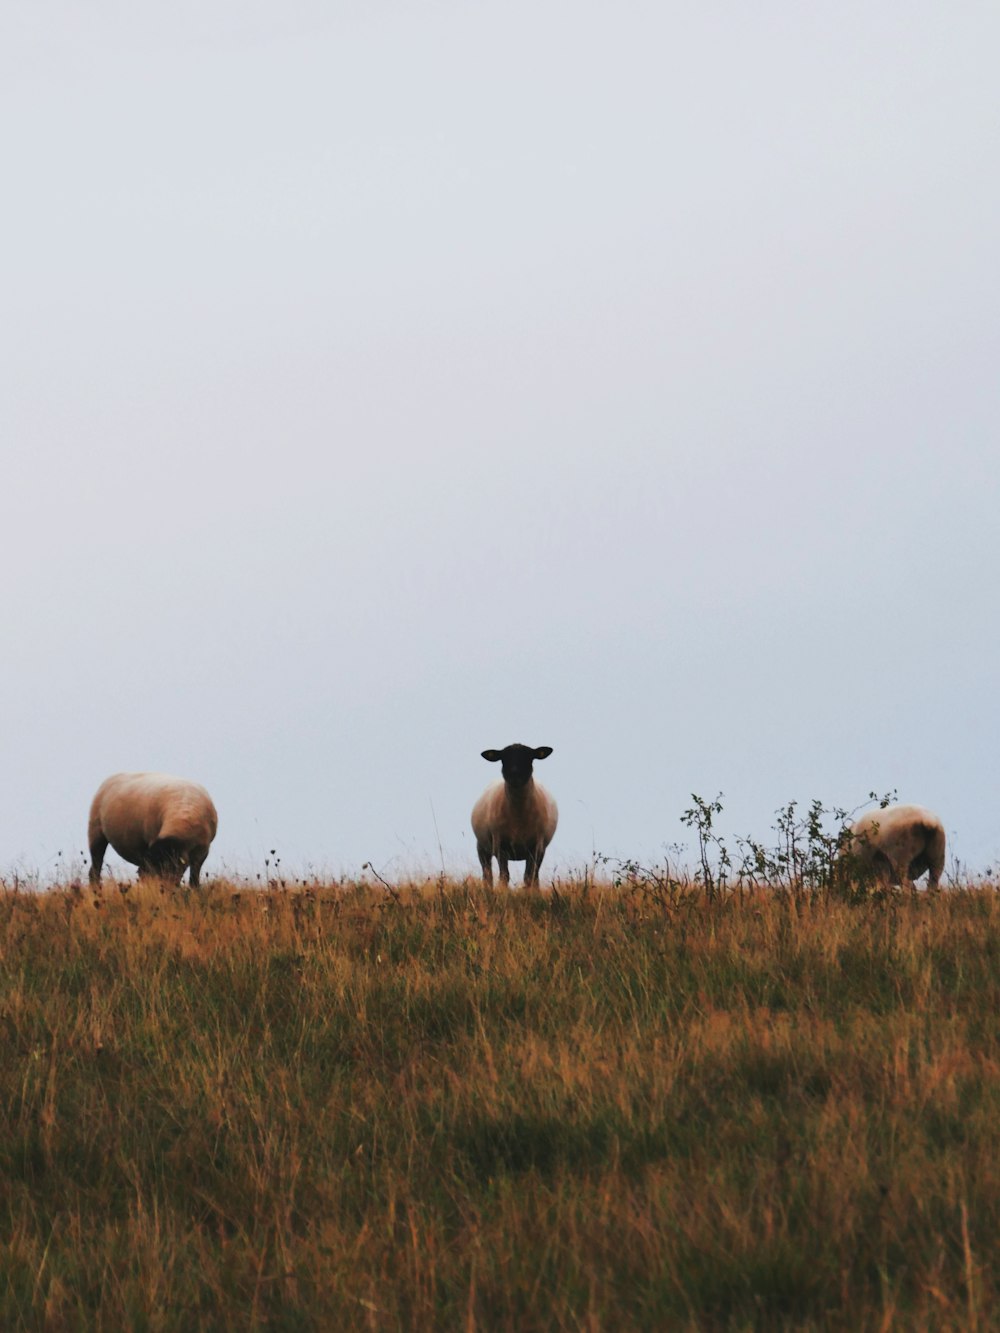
[85,747,947,892]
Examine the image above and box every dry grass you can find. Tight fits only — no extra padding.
[1,874,1000,1329]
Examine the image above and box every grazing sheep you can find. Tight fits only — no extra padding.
[844,803,946,890]
[471,744,558,888]
[88,772,218,886]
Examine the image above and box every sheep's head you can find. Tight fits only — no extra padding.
[481,743,553,789]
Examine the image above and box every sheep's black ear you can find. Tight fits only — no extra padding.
[534,746,553,760]
[481,750,503,762]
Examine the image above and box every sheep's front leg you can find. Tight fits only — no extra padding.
[871,852,893,892]
[189,846,209,887]
[497,855,510,887]
[524,848,543,889]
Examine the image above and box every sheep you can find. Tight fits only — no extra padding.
[843,803,945,891]
[88,772,218,886]
[471,744,558,888]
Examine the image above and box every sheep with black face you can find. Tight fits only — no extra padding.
[471,744,557,888]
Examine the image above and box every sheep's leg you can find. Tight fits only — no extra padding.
[497,856,510,887]
[871,852,894,891]
[926,855,943,891]
[188,846,209,887]
[922,835,946,891]
[88,832,108,885]
[478,846,494,888]
[907,854,940,892]
[524,847,543,889]
[908,851,941,892]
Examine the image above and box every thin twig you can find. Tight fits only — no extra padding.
[362,862,402,906]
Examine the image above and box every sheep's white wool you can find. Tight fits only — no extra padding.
[88,772,218,886]
[846,803,945,889]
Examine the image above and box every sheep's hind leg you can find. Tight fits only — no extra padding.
[477,846,494,888]
[497,856,510,887]
[893,859,914,894]
[88,832,108,885]
[924,826,946,891]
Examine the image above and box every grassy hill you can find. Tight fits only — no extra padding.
[1,874,998,1329]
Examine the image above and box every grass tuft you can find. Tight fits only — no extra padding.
[0,875,999,1327]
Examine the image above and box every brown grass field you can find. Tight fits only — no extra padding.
[1,872,999,1329]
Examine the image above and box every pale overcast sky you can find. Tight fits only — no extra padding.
[4,2,999,880]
